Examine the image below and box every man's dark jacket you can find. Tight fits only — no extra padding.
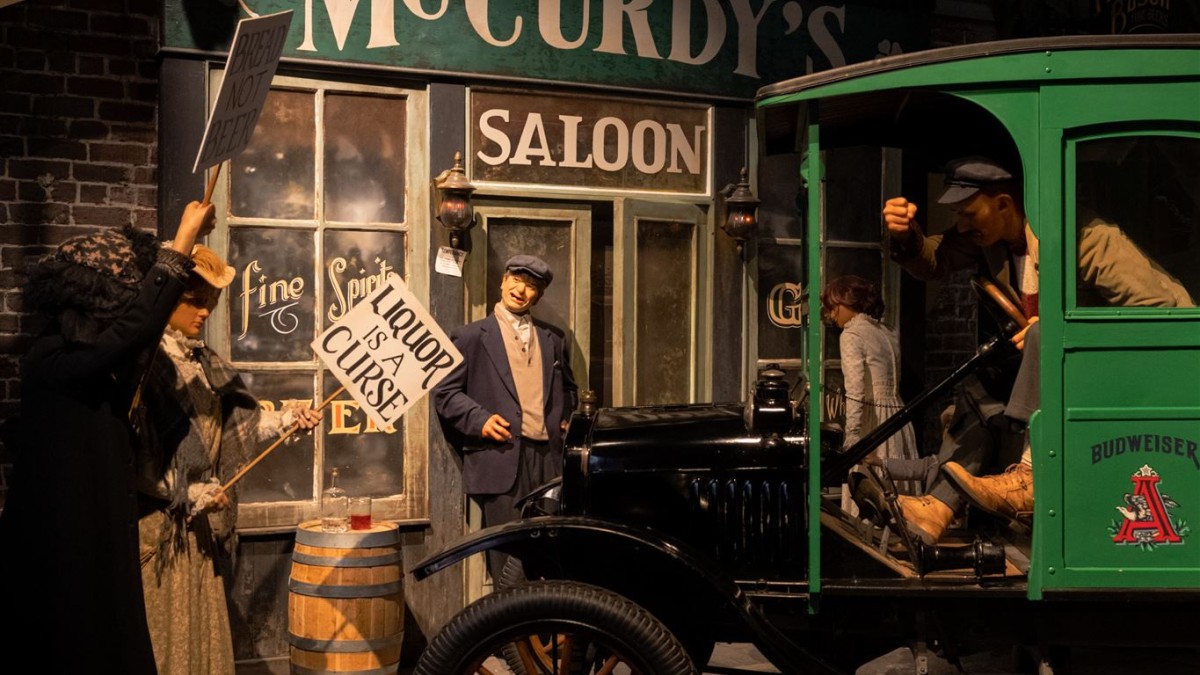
[433,313,578,495]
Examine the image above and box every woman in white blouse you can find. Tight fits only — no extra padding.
[821,275,922,495]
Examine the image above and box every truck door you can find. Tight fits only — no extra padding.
[1048,127,1200,590]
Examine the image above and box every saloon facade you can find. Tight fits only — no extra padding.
[143,0,933,664]
[156,0,935,661]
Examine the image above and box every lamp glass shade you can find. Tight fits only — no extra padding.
[723,206,758,241]
[438,190,474,232]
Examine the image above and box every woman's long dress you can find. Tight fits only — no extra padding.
[137,327,291,675]
[839,313,921,494]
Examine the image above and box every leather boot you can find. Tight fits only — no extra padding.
[895,494,955,546]
[942,461,1034,524]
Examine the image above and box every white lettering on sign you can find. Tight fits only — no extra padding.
[476,107,704,176]
[313,274,463,429]
[296,0,853,84]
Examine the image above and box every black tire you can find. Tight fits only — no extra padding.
[414,580,698,675]
[496,556,547,674]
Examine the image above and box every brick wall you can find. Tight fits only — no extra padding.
[0,0,161,468]
[920,269,980,451]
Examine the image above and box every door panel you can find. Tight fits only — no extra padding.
[615,199,710,406]
[468,201,592,385]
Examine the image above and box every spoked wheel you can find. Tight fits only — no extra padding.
[496,558,560,675]
[414,580,697,675]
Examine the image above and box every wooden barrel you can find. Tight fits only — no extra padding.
[288,520,404,675]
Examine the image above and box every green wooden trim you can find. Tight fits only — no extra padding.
[1067,408,1200,421]
[805,107,823,605]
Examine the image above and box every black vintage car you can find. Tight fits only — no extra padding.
[412,35,1200,675]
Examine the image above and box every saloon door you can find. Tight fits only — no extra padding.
[614,198,712,406]
[466,199,593,398]
[460,199,591,600]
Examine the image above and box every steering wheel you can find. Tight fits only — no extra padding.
[971,277,1028,335]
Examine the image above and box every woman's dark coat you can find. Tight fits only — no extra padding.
[0,254,190,674]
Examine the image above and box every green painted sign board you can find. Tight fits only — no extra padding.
[164,1,928,100]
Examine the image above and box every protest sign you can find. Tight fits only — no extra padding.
[313,274,463,430]
[193,10,293,174]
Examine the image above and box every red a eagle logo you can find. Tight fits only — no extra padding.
[1112,465,1183,546]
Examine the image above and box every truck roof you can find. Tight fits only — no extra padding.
[756,34,1200,106]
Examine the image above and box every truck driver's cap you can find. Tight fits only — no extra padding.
[938,156,1014,204]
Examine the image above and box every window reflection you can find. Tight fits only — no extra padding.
[636,219,693,405]
[1076,136,1199,308]
[231,89,315,220]
[324,94,407,223]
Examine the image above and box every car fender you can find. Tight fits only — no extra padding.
[411,515,841,675]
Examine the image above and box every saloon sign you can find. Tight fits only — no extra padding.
[471,90,708,193]
[164,1,929,100]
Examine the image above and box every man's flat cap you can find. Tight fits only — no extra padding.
[938,156,1014,204]
[505,254,552,287]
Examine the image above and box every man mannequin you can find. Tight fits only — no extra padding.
[433,255,578,576]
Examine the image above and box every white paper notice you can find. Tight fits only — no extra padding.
[435,246,467,277]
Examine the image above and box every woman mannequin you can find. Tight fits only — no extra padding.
[821,275,921,495]
[0,203,215,672]
[135,244,321,675]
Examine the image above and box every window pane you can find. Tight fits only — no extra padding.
[824,146,884,243]
[484,217,573,335]
[324,94,407,223]
[757,243,805,361]
[230,89,315,220]
[759,152,805,240]
[636,219,693,404]
[1076,136,1200,307]
[236,371,317,504]
[823,365,846,425]
[322,229,407,326]
[323,375,404,498]
[228,227,316,362]
[825,247,882,287]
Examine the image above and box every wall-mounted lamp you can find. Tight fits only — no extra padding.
[718,166,759,253]
[434,151,477,249]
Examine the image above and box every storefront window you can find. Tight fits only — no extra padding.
[818,146,898,426]
[324,94,408,223]
[207,75,428,528]
[230,89,314,221]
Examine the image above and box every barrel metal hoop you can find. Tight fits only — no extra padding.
[288,579,403,598]
[288,631,404,652]
[290,664,399,675]
[295,527,401,548]
[292,551,403,567]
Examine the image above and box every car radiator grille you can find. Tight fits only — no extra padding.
[690,476,807,572]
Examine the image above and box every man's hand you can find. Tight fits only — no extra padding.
[882,196,918,241]
[1011,316,1040,351]
[481,414,512,441]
